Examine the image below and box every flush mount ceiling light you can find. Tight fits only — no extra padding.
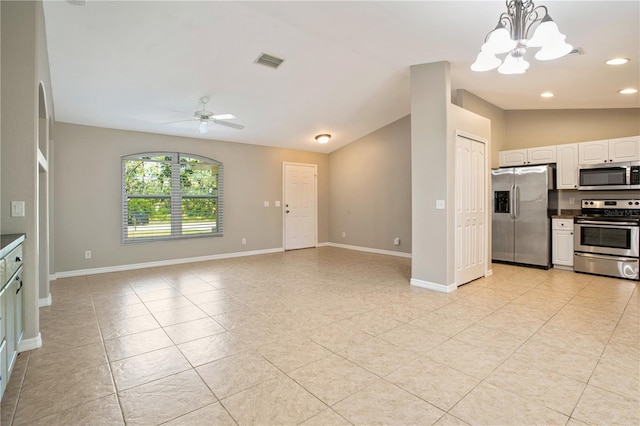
[471,0,572,75]
[315,134,331,144]
[619,88,638,95]
[540,91,554,98]
[606,58,630,65]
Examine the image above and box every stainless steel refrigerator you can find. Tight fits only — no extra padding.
[492,165,556,268]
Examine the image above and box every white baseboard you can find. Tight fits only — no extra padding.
[53,247,285,279]
[18,333,43,352]
[410,278,457,293]
[39,293,52,307]
[315,242,330,247]
[326,242,412,258]
[553,265,573,271]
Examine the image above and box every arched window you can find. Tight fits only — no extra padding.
[122,152,223,243]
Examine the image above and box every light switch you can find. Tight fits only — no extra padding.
[264,201,270,208]
[11,201,25,217]
[435,200,445,210]
[275,201,281,207]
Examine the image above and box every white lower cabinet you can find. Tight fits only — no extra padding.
[0,238,24,401]
[0,339,6,397]
[552,219,574,269]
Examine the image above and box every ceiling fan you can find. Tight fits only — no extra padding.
[167,97,244,133]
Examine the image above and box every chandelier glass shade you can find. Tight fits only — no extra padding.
[471,0,572,74]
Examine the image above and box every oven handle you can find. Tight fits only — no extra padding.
[575,219,638,227]
[574,252,639,262]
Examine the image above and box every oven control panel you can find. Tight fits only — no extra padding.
[581,199,640,208]
[581,199,640,218]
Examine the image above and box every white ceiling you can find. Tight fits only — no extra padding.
[42,1,640,153]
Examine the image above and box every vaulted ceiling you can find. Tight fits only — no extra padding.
[43,1,639,153]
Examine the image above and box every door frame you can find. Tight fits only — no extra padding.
[282,162,318,250]
[454,130,490,285]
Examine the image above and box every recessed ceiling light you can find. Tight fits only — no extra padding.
[540,92,554,98]
[606,57,630,65]
[619,88,638,94]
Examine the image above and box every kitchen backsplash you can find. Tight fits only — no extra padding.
[557,189,639,211]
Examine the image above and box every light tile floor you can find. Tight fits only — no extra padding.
[2,247,639,425]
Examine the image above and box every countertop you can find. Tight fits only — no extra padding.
[552,209,581,220]
[1,233,26,259]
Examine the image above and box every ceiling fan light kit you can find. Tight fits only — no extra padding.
[166,96,244,133]
[471,0,572,75]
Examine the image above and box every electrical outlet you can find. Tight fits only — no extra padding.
[85,250,92,259]
[394,237,400,246]
[342,232,346,238]
[242,238,247,245]
[569,197,575,205]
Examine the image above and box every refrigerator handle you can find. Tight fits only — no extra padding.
[509,184,515,219]
[513,184,519,219]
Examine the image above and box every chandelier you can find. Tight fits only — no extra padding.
[471,0,572,75]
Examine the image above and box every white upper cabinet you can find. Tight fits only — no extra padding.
[578,140,608,164]
[557,143,579,189]
[609,136,640,162]
[528,146,557,164]
[499,149,527,167]
[499,146,557,167]
[579,136,640,164]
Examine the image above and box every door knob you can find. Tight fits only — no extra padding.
[286,210,290,213]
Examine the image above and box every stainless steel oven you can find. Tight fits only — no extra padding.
[574,199,640,280]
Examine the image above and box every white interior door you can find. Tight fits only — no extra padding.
[283,162,317,250]
[455,134,486,285]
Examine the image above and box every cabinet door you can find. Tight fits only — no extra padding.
[15,273,23,345]
[0,339,6,399]
[557,144,579,189]
[553,230,574,266]
[528,146,557,164]
[609,136,640,162]
[4,278,16,375]
[499,149,527,167]
[579,140,608,164]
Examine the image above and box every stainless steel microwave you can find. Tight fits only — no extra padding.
[578,161,640,190]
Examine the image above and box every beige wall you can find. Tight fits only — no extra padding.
[53,123,329,273]
[457,90,640,168]
[411,62,450,288]
[1,0,52,347]
[504,109,640,150]
[411,63,491,291]
[456,89,506,167]
[328,115,411,253]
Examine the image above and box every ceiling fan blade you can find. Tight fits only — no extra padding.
[212,119,245,130]
[161,118,199,125]
[211,113,236,120]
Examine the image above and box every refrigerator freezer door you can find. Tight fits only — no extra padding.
[492,168,515,262]
[514,165,551,267]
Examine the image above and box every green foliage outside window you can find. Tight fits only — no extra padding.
[122,153,223,242]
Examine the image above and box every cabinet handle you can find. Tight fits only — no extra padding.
[15,256,22,262]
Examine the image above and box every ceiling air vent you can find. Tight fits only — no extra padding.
[255,53,285,69]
